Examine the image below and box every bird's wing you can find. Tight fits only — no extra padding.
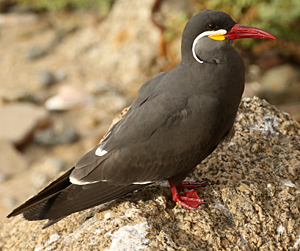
[70,87,229,186]
[70,90,189,183]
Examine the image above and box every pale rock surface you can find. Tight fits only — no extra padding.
[0,103,49,146]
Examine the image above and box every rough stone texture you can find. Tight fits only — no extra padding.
[1,97,300,251]
[0,103,49,146]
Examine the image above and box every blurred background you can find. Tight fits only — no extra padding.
[0,0,299,221]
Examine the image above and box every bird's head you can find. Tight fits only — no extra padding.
[181,10,276,64]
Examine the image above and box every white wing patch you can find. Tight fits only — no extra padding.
[69,176,101,185]
[132,181,153,185]
[192,29,227,64]
[95,146,108,156]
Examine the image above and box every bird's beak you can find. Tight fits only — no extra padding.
[226,24,276,40]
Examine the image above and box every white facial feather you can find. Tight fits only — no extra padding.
[192,29,227,64]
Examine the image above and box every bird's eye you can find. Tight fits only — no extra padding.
[207,23,217,30]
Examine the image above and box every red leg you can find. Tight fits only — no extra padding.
[177,181,208,189]
[168,179,205,210]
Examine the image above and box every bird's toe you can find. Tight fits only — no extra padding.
[173,189,205,209]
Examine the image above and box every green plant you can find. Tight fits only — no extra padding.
[164,13,190,42]
[16,0,115,14]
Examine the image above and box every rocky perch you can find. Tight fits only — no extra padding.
[1,97,300,251]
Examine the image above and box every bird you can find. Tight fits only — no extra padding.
[7,10,275,228]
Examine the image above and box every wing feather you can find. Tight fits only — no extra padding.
[7,168,74,217]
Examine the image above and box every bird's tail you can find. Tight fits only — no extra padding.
[7,168,74,219]
[7,167,142,228]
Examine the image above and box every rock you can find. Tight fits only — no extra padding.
[45,85,94,111]
[37,69,67,88]
[0,172,6,182]
[0,140,27,178]
[259,64,300,104]
[33,128,79,146]
[53,69,67,82]
[1,97,300,250]
[1,196,17,209]
[245,64,261,84]
[87,81,128,113]
[86,80,124,96]
[277,101,300,123]
[0,88,31,103]
[37,70,56,87]
[243,81,261,99]
[0,103,49,146]
[95,93,129,113]
[0,13,38,26]
[61,0,162,93]
[29,157,65,190]
[26,45,48,60]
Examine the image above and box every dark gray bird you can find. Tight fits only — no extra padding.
[8,10,275,228]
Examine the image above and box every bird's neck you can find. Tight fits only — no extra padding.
[181,40,194,65]
[179,54,245,103]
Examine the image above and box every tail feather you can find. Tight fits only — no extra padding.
[7,168,74,218]
[25,182,142,220]
[7,167,143,228]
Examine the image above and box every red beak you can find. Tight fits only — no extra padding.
[226,24,276,40]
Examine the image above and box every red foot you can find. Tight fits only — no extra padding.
[177,181,208,189]
[168,179,205,210]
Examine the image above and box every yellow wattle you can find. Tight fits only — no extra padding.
[208,34,226,41]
